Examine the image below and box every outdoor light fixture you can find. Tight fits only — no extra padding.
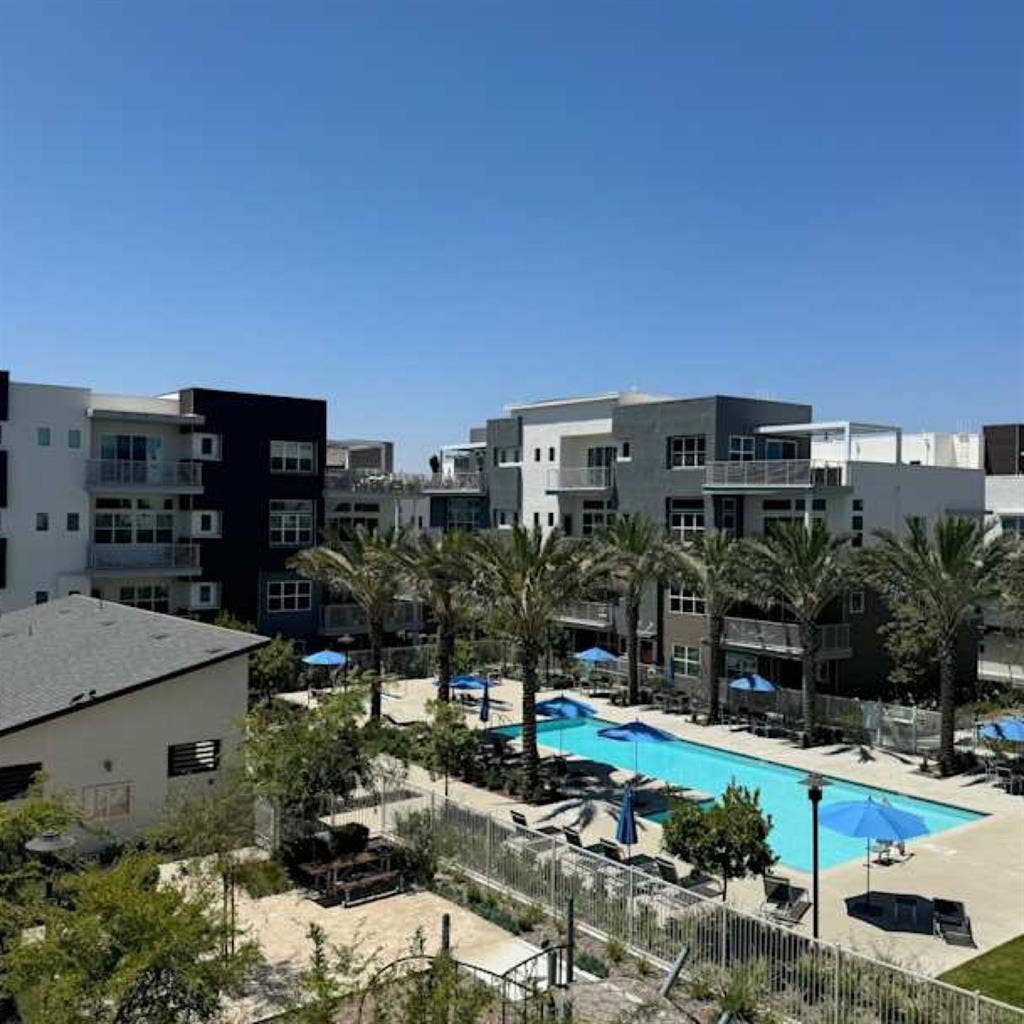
[799,772,831,940]
[25,830,77,902]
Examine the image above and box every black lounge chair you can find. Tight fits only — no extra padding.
[762,872,809,923]
[933,899,975,946]
[654,856,681,884]
[597,838,624,863]
[563,826,584,849]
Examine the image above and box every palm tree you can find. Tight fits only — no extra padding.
[395,530,475,702]
[598,515,672,705]
[470,525,603,797]
[858,517,1013,774]
[672,530,746,725]
[290,526,406,721]
[745,521,850,742]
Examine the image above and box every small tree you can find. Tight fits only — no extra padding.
[419,699,476,797]
[4,853,259,1024]
[662,783,776,900]
[287,923,375,1024]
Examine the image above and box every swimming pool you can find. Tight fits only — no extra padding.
[494,718,984,871]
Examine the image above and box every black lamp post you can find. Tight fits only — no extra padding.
[25,830,77,903]
[799,772,830,940]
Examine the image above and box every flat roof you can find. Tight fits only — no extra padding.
[0,596,268,737]
[756,420,900,436]
[506,389,674,413]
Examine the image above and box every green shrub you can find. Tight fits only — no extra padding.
[516,903,545,932]
[235,858,292,898]
[605,937,626,964]
[575,952,609,979]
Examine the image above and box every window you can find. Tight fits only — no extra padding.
[497,447,521,465]
[725,652,758,677]
[811,498,827,512]
[849,591,865,615]
[0,763,42,801]
[94,502,173,544]
[668,499,705,541]
[534,448,541,462]
[668,586,705,615]
[729,435,755,462]
[269,499,314,546]
[100,433,162,462]
[1000,515,1024,539]
[671,644,701,678]
[266,580,312,612]
[190,582,220,609]
[119,584,170,612]
[66,512,80,532]
[563,514,573,536]
[194,433,222,460]
[765,439,798,460]
[619,441,631,460]
[67,429,82,449]
[587,446,617,468]
[547,512,554,527]
[81,782,131,821]
[34,591,48,605]
[37,427,51,447]
[851,533,863,548]
[852,499,863,511]
[167,739,221,778]
[533,512,540,527]
[851,515,863,531]
[270,440,315,474]
[193,510,221,536]
[719,497,737,536]
[582,500,615,536]
[668,434,706,468]
[548,447,555,461]
[35,512,49,532]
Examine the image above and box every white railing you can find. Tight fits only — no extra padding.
[422,473,486,493]
[88,543,200,570]
[324,467,428,494]
[552,601,613,627]
[704,460,845,488]
[86,459,202,488]
[723,617,851,656]
[320,601,423,634]
[306,787,1024,1024]
[545,466,612,491]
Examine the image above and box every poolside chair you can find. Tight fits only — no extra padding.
[562,826,584,849]
[653,856,681,885]
[598,838,624,864]
[933,899,975,946]
[761,873,809,921]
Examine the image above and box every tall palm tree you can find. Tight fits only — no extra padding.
[598,515,672,705]
[745,521,850,742]
[673,530,746,725]
[470,525,603,797]
[395,530,475,702]
[858,516,1013,774]
[290,526,406,721]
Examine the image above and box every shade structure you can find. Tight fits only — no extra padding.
[616,785,639,853]
[819,798,928,910]
[597,720,675,777]
[980,717,1024,744]
[728,673,776,694]
[536,695,596,753]
[303,649,347,668]
[575,647,617,665]
[478,683,491,724]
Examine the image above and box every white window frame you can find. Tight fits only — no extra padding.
[728,435,755,462]
[266,579,312,612]
[269,499,314,547]
[849,591,865,615]
[192,510,222,537]
[668,501,705,542]
[194,433,222,461]
[668,586,705,615]
[118,584,171,613]
[497,447,521,466]
[671,644,701,678]
[81,782,132,821]
[270,440,316,474]
[669,434,706,469]
[94,509,174,544]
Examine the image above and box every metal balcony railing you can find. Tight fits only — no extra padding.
[545,466,612,491]
[88,543,201,571]
[325,467,428,494]
[321,601,423,634]
[86,459,202,489]
[722,616,851,657]
[704,460,845,488]
[552,601,613,627]
[421,473,487,494]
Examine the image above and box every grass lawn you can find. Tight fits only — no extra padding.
[939,936,1024,1008]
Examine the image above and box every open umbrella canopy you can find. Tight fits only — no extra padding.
[434,675,489,692]
[819,798,928,842]
[575,647,618,665]
[536,696,596,720]
[729,673,776,694]
[980,717,1024,744]
[616,786,638,847]
[302,650,347,667]
[598,721,675,745]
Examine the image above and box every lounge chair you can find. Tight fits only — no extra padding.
[563,826,584,849]
[653,856,681,885]
[761,873,809,922]
[933,899,975,946]
[598,838,624,863]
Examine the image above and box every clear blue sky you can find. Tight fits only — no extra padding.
[1,2,1020,469]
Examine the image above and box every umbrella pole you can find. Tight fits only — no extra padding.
[866,838,872,909]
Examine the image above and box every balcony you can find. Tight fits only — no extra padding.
[88,543,201,576]
[545,466,613,493]
[325,467,428,494]
[321,600,423,635]
[86,459,203,493]
[421,473,487,495]
[704,460,845,490]
[722,617,851,659]
[552,601,613,628]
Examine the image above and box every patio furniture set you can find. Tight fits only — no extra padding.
[296,835,403,907]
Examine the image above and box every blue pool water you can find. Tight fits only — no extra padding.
[495,718,984,871]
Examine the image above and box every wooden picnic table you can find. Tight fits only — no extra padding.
[298,838,401,906]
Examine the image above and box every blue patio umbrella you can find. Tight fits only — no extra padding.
[478,683,491,724]
[980,717,1024,745]
[536,695,596,753]
[820,798,928,910]
[303,650,347,668]
[616,785,639,861]
[434,675,489,692]
[598,720,675,778]
[575,647,618,665]
[728,673,776,694]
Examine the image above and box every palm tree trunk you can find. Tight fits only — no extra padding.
[706,613,724,724]
[626,600,640,705]
[800,622,818,744]
[938,632,957,775]
[437,615,454,703]
[520,640,540,799]
[369,616,384,721]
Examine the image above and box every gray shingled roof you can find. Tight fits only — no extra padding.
[0,595,268,736]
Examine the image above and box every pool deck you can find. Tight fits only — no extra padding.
[373,675,1024,976]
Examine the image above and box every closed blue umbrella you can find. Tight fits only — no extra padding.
[598,720,675,778]
[616,785,639,861]
[479,683,491,724]
[980,717,1024,745]
[537,695,596,753]
[575,647,618,665]
[820,798,928,910]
